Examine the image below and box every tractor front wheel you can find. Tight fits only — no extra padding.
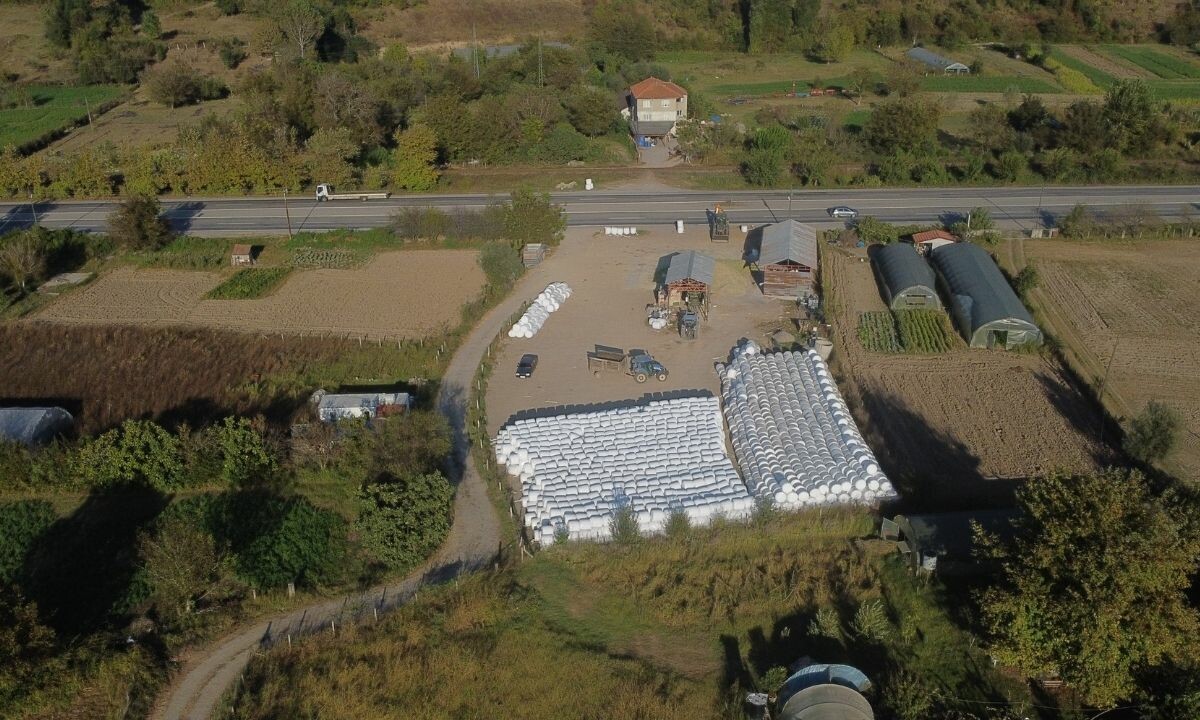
[635,373,647,383]
[656,373,668,382]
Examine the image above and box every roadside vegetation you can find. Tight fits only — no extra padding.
[0,191,567,717]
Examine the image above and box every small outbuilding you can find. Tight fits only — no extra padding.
[758,220,818,298]
[930,243,1042,349]
[230,244,256,267]
[910,228,957,255]
[0,407,74,446]
[872,243,941,310]
[310,390,412,423]
[659,250,714,310]
[889,509,1018,576]
[906,47,970,74]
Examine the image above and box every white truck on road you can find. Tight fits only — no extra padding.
[314,183,391,202]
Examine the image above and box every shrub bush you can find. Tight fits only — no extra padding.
[356,472,453,572]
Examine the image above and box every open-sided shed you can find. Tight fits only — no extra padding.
[873,243,941,310]
[660,250,714,309]
[759,220,818,298]
[931,243,1042,349]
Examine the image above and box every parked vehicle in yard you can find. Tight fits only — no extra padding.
[315,183,391,202]
[586,345,669,383]
[679,310,699,340]
[516,354,538,379]
[829,206,858,219]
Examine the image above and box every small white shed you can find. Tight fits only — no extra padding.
[310,390,412,423]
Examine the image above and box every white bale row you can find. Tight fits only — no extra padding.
[508,282,573,339]
[495,396,753,544]
[718,343,897,510]
[603,226,638,235]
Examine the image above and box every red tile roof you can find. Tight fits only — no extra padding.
[629,76,686,99]
[911,229,957,244]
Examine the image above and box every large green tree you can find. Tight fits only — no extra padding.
[107,195,173,250]
[392,124,439,192]
[503,189,565,246]
[864,97,940,154]
[138,513,227,628]
[355,471,453,571]
[978,469,1200,707]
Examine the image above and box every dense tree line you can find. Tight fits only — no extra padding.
[0,408,455,713]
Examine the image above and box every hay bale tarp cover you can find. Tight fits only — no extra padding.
[0,407,74,446]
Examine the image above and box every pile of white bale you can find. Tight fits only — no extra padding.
[508,282,572,339]
[603,226,638,236]
[494,396,754,544]
[718,343,896,508]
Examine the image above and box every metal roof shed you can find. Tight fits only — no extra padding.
[906,47,970,74]
[759,220,818,298]
[930,243,1042,349]
[0,407,74,446]
[661,250,714,311]
[872,243,941,309]
[778,684,874,720]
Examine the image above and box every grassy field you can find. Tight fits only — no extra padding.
[1046,48,1117,89]
[0,85,126,151]
[920,74,1059,93]
[206,268,293,299]
[661,49,893,98]
[228,511,1036,719]
[1100,45,1200,79]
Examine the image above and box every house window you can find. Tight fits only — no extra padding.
[660,99,669,107]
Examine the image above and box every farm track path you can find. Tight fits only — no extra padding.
[147,270,556,719]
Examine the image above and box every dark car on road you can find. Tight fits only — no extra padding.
[516,354,538,379]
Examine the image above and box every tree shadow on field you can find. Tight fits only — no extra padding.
[855,389,1021,513]
[23,485,169,636]
[1032,369,1120,468]
[719,634,755,696]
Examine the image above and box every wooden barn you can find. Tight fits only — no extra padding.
[759,220,818,298]
[659,250,714,312]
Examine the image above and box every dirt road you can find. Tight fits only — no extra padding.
[148,265,559,720]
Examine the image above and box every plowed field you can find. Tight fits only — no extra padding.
[824,247,1111,508]
[37,250,484,340]
[1026,238,1200,480]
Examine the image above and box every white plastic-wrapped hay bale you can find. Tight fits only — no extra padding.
[495,396,751,544]
[508,282,573,338]
[718,343,897,509]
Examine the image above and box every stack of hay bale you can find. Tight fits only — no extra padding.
[508,282,572,339]
[718,342,896,508]
[494,396,754,544]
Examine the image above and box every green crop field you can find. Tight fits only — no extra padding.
[206,267,292,299]
[895,309,956,353]
[859,309,955,354]
[921,75,1060,93]
[857,311,901,352]
[1101,45,1200,79]
[1045,49,1115,89]
[1146,79,1200,100]
[0,85,125,151]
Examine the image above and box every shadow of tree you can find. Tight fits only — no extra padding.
[23,485,169,635]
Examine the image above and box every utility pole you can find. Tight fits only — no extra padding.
[283,188,293,239]
[28,189,38,225]
[537,37,544,89]
[471,24,480,79]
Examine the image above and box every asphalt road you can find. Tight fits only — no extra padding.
[1,185,1197,236]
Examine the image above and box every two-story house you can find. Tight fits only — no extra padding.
[626,77,688,140]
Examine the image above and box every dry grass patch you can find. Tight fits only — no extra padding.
[38,250,485,341]
[356,0,585,48]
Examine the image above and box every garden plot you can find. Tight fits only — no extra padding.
[720,344,896,509]
[494,396,754,544]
